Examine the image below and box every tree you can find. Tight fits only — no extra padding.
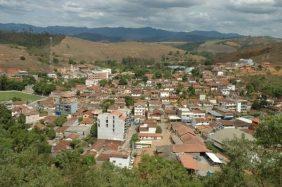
[45,128,56,140]
[206,115,282,187]
[82,155,96,166]
[70,139,81,149]
[156,83,162,89]
[100,99,115,112]
[68,58,77,65]
[137,155,195,186]
[99,79,108,87]
[17,113,26,125]
[191,68,201,78]
[255,114,282,148]
[118,76,128,85]
[0,104,13,129]
[182,74,188,82]
[156,126,162,133]
[33,81,56,95]
[130,133,138,147]
[54,150,81,169]
[188,86,196,96]
[251,97,268,110]
[0,75,8,90]
[153,71,162,79]
[142,76,148,83]
[124,96,134,107]
[90,122,97,138]
[205,138,250,187]
[246,83,255,96]
[54,115,67,127]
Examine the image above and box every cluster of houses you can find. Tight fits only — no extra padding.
[0,58,281,174]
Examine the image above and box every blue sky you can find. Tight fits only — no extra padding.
[0,0,281,37]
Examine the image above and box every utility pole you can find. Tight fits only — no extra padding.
[49,36,53,64]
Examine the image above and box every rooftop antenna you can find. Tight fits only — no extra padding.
[49,36,53,64]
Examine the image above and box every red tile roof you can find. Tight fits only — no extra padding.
[92,139,123,151]
[53,140,71,154]
[172,143,209,153]
[179,154,199,170]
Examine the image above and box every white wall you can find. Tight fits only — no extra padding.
[109,156,130,168]
[97,113,125,141]
[26,114,40,124]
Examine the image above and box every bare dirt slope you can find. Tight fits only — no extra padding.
[213,37,282,65]
[0,44,50,71]
[52,37,184,63]
[198,41,237,54]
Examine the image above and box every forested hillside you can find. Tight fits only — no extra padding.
[0,31,64,48]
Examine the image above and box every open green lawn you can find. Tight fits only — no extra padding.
[0,91,43,102]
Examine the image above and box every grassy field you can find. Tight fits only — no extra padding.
[0,44,51,71]
[52,36,184,63]
[0,91,43,102]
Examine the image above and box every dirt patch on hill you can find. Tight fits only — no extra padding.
[0,44,51,72]
[52,37,184,63]
[198,42,237,54]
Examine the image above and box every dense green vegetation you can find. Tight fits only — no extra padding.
[95,58,173,80]
[176,42,202,52]
[244,75,282,98]
[100,99,115,112]
[124,96,134,107]
[33,80,56,95]
[206,114,282,187]
[0,31,64,48]
[0,75,36,91]
[54,115,67,127]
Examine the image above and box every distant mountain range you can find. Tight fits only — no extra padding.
[0,23,242,42]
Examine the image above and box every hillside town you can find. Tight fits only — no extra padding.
[1,56,280,177]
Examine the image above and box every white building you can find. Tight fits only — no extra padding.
[134,103,147,116]
[85,79,99,87]
[192,118,210,126]
[160,91,170,98]
[25,113,40,124]
[97,111,126,141]
[47,73,57,79]
[221,88,230,96]
[139,122,157,134]
[227,84,236,91]
[217,71,224,76]
[85,69,111,87]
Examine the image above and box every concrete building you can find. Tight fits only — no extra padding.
[97,110,127,141]
[91,69,111,80]
[85,69,111,87]
[55,92,78,115]
[109,151,131,168]
[134,102,147,117]
[64,125,92,139]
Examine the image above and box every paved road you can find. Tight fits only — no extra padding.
[121,125,136,151]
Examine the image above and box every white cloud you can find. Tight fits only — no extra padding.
[0,0,281,37]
